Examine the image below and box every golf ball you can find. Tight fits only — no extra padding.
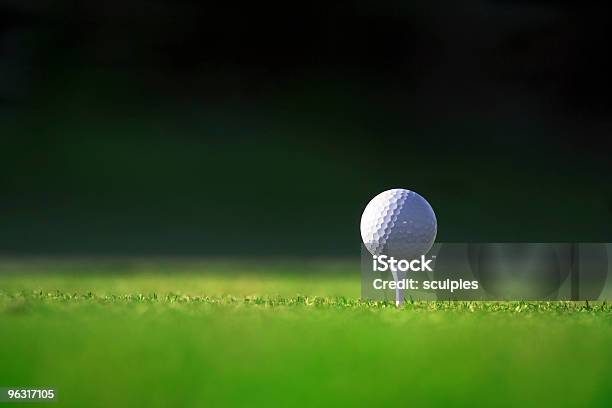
[360,188,437,259]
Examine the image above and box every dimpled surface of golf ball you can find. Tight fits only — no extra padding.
[360,188,437,259]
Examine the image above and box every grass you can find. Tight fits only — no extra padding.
[0,259,611,407]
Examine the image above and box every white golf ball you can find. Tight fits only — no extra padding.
[360,188,437,259]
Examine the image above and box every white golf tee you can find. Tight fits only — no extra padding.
[391,269,406,306]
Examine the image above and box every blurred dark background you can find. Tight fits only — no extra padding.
[0,0,610,255]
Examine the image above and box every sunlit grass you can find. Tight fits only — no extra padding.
[0,260,611,407]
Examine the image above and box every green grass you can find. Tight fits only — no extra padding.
[0,259,611,407]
